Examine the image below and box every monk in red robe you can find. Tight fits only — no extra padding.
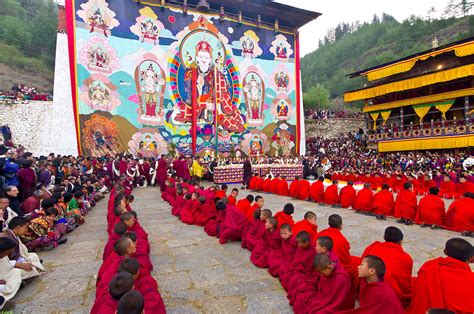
[353,183,373,213]
[219,204,250,244]
[103,222,128,260]
[297,179,311,201]
[273,203,295,228]
[439,174,456,199]
[419,174,436,195]
[292,211,318,243]
[372,184,395,219]
[394,182,418,225]
[455,175,474,197]
[276,176,289,196]
[215,184,228,200]
[250,217,282,268]
[204,201,226,237]
[268,223,297,277]
[444,192,474,235]
[324,180,339,205]
[236,195,254,221]
[361,227,413,307]
[289,177,300,198]
[415,187,446,227]
[194,196,216,226]
[248,174,258,191]
[336,255,404,314]
[319,214,361,284]
[171,190,185,217]
[227,188,238,206]
[270,176,280,194]
[242,209,271,251]
[407,238,474,314]
[338,181,356,208]
[91,272,134,314]
[309,177,325,203]
[293,253,354,314]
[180,193,199,225]
[262,176,272,193]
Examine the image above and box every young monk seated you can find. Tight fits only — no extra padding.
[372,184,395,220]
[248,173,258,191]
[444,192,474,236]
[250,217,281,268]
[292,211,318,243]
[268,223,297,277]
[324,180,339,206]
[214,184,227,199]
[91,272,134,314]
[118,258,166,314]
[395,182,418,225]
[228,188,238,206]
[262,176,272,193]
[219,203,250,244]
[286,236,340,305]
[416,187,446,229]
[123,232,151,265]
[108,192,125,226]
[204,201,226,237]
[117,291,145,314]
[455,175,474,197]
[162,181,176,204]
[289,177,300,198]
[194,196,215,227]
[108,202,127,235]
[361,226,413,308]
[407,238,474,314]
[319,214,361,284]
[171,189,184,217]
[270,176,280,194]
[293,253,354,314]
[279,231,316,291]
[439,174,456,199]
[0,237,22,311]
[309,177,325,204]
[338,181,356,208]
[274,203,295,228]
[1,217,46,280]
[249,196,264,221]
[180,192,199,225]
[103,222,128,260]
[353,183,373,213]
[242,208,272,251]
[336,256,404,313]
[297,179,311,201]
[121,211,148,242]
[276,176,289,196]
[236,194,254,221]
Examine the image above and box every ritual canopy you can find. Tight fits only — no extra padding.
[344,37,474,152]
[63,0,320,157]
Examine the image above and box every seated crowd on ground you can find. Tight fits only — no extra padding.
[0,83,49,102]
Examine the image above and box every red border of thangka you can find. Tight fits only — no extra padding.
[65,0,82,155]
[294,31,301,155]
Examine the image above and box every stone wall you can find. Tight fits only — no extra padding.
[305,118,367,139]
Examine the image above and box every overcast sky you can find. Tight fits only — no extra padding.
[276,0,451,56]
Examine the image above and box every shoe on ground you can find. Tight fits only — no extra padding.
[57,238,68,245]
[461,231,472,237]
[430,224,440,230]
[405,220,414,225]
[381,215,387,220]
[396,219,405,224]
[420,223,430,228]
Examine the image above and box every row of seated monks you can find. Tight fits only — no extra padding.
[161,176,474,314]
[248,175,474,236]
[91,183,166,313]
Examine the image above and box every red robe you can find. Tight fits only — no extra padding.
[289,180,300,198]
[171,194,185,217]
[309,181,325,203]
[292,219,318,243]
[135,274,166,314]
[180,199,199,225]
[279,244,317,291]
[262,178,272,192]
[407,257,474,314]
[194,203,215,226]
[276,179,289,196]
[455,181,474,197]
[372,189,395,216]
[215,190,226,200]
[361,241,413,307]
[353,188,373,212]
[324,184,339,205]
[236,199,253,221]
[339,185,356,208]
[318,227,361,283]
[267,236,297,277]
[293,264,354,314]
[419,179,436,194]
[204,210,226,237]
[248,176,257,190]
[91,291,118,314]
[337,279,404,314]
[254,177,264,190]
[219,205,250,244]
[297,180,311,200]
[102,233,121,261]
[250,228,282,268]
[394,190,418,220]
[227,195,237,206]
[270,178,280,194]
[274,211,295,228]
[444,197,474,232]
[415,194,445,225]
[439,180,456,199]
[241,219,266,251]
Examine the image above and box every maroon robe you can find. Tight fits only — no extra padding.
[250,228,282,268]
[241,219,266,251]
[180,199,199,225]
[17,167,36,201]
[219,205,250,244]
[204,210,226,237]
[268,235,298,277]
[157,158,168,191]
[309,181,325,203]
[279,244,317,291]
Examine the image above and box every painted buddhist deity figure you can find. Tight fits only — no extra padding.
[88,82,111,108]
[242,36,255,55]
[139,134,157,151]
[246,75,262,120]
[140,19,160,44]
[277,100,289,118]
[89,8,108,36]
[250,135,264,156]
[275,71,289,91]
[139,63,164,118]
[276,43,287,59]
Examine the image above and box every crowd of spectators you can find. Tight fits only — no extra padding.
[305,109,363,120]
[0,83,50,103]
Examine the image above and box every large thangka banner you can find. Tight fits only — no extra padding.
[67,0,301,157]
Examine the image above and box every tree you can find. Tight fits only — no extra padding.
[444,0,474,17]
[303,85,330,109]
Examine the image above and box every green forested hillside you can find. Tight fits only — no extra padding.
[302,14,474,108]
[0,0,57,93]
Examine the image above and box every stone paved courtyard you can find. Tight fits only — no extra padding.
[13,186,473,313]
